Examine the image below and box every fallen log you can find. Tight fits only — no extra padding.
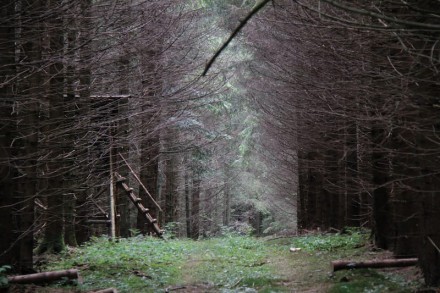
[7,269,79,284]
[331,258,418,272]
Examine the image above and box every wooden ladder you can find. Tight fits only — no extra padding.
[114,172,163,238]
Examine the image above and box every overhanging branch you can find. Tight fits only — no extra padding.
[202,0,271,76]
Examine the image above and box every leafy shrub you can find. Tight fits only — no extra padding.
[0,265,11,288]
[291,228,368,252]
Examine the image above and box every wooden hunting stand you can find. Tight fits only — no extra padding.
[114,172,163,238]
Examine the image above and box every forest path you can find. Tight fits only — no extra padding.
[170,234,422,293]
[28,233,422,292]
[172,236,335,292]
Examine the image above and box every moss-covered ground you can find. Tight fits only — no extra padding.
[4,230,424,292]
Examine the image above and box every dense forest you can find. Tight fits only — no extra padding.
[1,0,439,290]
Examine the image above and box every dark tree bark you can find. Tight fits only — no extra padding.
[36,0,66,254]
[371,125,392,250]
[184,155,192,237]
[191,170,201,239]
[74,0,92,245]
[137,135,160,235]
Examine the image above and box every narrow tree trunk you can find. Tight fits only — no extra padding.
[184,161,192,237]
[223,164,231,226]
[64,193,77,246]
[191,172,201,239]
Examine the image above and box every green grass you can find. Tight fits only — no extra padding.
[48,236,197,292]
[46,235,282,292]
[330,269,419,293]
[183,236,282,291]
[40,230,423,293]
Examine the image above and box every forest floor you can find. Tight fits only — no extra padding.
[5,230,425,293]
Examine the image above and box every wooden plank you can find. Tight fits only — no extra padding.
[117,153,163,212]
[114,172,163,238]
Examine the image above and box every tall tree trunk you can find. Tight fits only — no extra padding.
[11,0,44,271]
[115,57,130,238]
[74,0,92,245]
[184,159,192,237]
[371,125,392,249]
[223,164,231,227]
[137,49,160,235]
[191,172,201,239]
[137,135,159,234]
[0,0,19,270]
[36,0,66,254]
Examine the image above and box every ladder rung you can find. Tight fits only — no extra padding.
[116,179,162,238]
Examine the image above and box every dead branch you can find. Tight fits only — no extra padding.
[202,0,271,76]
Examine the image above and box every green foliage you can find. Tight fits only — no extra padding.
[187,236,282,291]
[163,222,181,239]
[0,265,11,288]
[330,269,420,293]
[45,236,283,292]
[47,236,197,292]
[41,233,422,292]
[291,228,368,252]
[128,228,141,237]
[219,223,254,237]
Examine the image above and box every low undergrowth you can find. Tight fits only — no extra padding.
[33,229,423,292]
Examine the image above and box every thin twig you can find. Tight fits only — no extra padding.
[427,236,440,254]
[118,152,163,212]
[202,0,271,76]
[231,277,243,288]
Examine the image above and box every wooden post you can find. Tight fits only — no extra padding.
[109,137,116,240]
